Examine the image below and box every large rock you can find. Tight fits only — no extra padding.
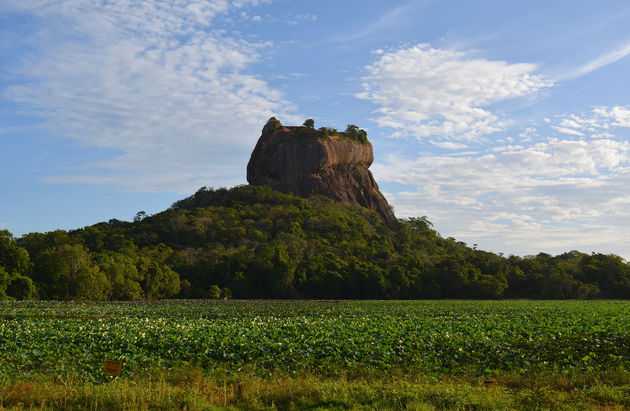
[247,118,397,225]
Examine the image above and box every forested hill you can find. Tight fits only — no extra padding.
[1,185,629,301]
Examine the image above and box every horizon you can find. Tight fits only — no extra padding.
[2,1,630,260]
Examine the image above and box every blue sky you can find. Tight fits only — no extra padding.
[2,0,630,259]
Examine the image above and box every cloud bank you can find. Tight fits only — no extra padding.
[5,0,294,192]
[355,43,630,258]
[357,44,552,141]
[373,106,630,258]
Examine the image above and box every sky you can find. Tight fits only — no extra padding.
[2,0,630,259]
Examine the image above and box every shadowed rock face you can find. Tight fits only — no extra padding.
[247,118,397,225]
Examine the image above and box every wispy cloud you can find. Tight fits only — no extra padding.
[286,13,317,26]
[3,0,297,193]
[429,140,468,150]
[357,44,552,140]
[337,3,416,43]
[551,126,584,136]
[563,40,630,79]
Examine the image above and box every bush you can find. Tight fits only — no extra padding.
[209,284,222,299]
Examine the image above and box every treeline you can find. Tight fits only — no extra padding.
[1,185,629,301]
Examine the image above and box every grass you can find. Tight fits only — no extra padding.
[1,368,630,410]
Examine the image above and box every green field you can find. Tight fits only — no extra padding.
[1,300,629,409]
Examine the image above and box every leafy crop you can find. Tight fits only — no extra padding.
[0,300,628,382]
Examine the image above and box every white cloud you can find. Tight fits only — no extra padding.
[551,126,584,136]
[568,40,630,79]
[519,127,537,142]
[592,132,615,139]
[491,145,524,152]
[357,44,552,140]
[595,106,630,127]
[375,135,630,258]
[559,118,582,129]
[3,0,296,192]
[285,13,317,25]
[429,141,468,150]
[548,106,630,139]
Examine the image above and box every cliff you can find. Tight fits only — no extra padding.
[247,118,397,225]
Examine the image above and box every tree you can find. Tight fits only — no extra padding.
[95,252,144,300]
[6,274,37,300]
[0,230,32,276]
[33,244,110,300]
[140,259,180,299]
[303,118,314,128]
[10,183,630,301]
[138,245,181,299]
[134,211,147,223]
[580,253,630,298]
[0,266,9,300]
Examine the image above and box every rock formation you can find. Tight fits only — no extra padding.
[247,117,397,225]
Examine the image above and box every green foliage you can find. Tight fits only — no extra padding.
[343,124,368,143]
[302,118,314,128]
[33,244,110,301]
[208,284,221,299]
[138,245,181,300]
[0,300,629,383]
[0,266,9,301]
[318,126,338,138]
[312,124,369,144]
[5,185,630,300]
[94,252,143,300]
[0,230,32,277]
[6,274,37,300]
[315,123,369,143]
[133,211,147,223]
[221,287,232,299]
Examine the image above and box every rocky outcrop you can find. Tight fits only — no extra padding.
[247,118,397,225]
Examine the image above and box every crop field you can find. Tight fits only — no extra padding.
[1,300,630,409]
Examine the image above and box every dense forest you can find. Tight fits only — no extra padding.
[1,185,629,301]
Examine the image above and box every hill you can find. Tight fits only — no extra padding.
[1,184,629,300]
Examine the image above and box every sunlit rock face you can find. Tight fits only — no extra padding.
[247,118,396,225]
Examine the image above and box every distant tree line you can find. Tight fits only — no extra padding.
[1,185,629,301]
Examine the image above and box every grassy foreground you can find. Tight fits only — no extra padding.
[1,300,629,409]
[2,368,630,409]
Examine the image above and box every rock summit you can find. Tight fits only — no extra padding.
[247,117,396,225]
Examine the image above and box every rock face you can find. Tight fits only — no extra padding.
[247,118,397,225]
